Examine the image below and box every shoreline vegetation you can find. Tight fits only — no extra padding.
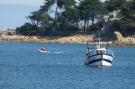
[0,34,99,44]
[0,35,114,45]
[0,30,135,47]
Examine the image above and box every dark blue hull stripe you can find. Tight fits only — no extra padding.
[87,59,112,65]
[89,54,113,58]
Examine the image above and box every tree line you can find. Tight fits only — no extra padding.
[16,0,135,37]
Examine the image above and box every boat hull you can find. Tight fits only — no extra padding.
[38,49,48,53]
[86,54,113,67]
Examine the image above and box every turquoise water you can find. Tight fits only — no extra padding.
[0,42,135,89]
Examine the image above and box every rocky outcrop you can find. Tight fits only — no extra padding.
[0,28,16,36]
[49,35,93,44]
[0,28,95,43]
[0,30,134,45]
[114,31,135,45]
[0,35,94,44]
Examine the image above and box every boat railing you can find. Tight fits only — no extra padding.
[89,49,114,56]
[106,50,114,56]
[90,50,98,55]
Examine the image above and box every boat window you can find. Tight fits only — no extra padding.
[96,50,106,54]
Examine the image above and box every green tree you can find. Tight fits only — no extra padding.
[118,0,135,36]
[16,0,108,36]
[16,23,38,36]
[40,0,55,15]
[78,0,106,31]
[28,11,42,27]
[105,0,126,12]
[56,0,79,30]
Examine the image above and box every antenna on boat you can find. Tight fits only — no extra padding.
[86,41,89,50]
[106,41,109,49]
[97,27,101,48]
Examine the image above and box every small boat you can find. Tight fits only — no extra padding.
[38,48,48,53]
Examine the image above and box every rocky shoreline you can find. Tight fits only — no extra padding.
[0,34,119,46]
[0,30,135,46]
[113,31,135,46]
[0,35,95,44]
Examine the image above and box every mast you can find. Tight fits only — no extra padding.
[97,27,101,48]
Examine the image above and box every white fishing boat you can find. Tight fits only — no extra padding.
[85,31,115,67]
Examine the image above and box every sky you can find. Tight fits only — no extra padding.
[0,0,105,31]
[0,0,44,6]
[0,0,44,30]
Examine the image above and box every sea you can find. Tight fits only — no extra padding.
[0,42,135,89]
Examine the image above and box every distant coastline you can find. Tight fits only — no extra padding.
[0,30,111,45]
[0,33,134,47]
[0,29,135,47]
[0,34,96,44]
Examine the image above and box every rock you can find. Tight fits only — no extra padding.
[0,28,16,36]
[114,31,123,40]
[114,31,135,45]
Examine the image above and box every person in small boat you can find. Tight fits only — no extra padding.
[40,48,47,51]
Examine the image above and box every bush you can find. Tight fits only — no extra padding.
[16,23,38,36]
